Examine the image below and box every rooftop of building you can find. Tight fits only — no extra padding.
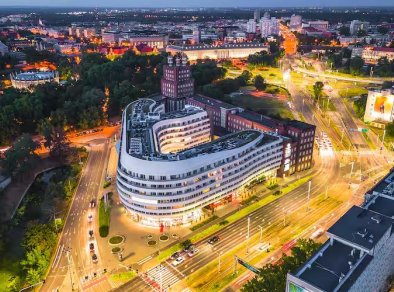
[327,205,392,251]
[296,240,373,292]
[11,71,57,81]
[367,167,394,196]
[167,42,269,51]
[366,195,394,218]
[285,119,316,131]
[236,110,283,130]
[191,94,240,110]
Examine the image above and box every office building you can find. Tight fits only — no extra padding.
[254,9,261,22]
[187,95,315,175]
[307,20,329,32]
[117,56,286,226]
[287,168,394,292]
[166,43,269,61]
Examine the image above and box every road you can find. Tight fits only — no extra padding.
[43,139,112,292]
[116,151,340,291]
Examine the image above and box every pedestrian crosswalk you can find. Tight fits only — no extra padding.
[141,264,180,291]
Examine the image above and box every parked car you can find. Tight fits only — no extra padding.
[92,254,98,263]
[89,243,94,252]
[88,214,93,223]
[171,256,184,266]
[170,252,181,260]
[89,230,94,238]
[208,236,220,245]
[188,248,199,257]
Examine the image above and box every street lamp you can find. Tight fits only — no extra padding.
[307,180,312,211]
[246,216,251,254]
[218,251,223,272]
[258,225,263,243]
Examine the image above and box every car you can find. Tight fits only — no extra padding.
[88,214,93,223]
[89,199,96,208]
[171,256,184,266]
[92,254,98,263]
[89,230,94,238]
[89,243,94,252]
[183,244,194,253]
[187,248,199,257]
[208,236,219,245]
[170,252,181,260]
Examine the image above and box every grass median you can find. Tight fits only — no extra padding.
[99,200,111,237]
[157,175,313,261]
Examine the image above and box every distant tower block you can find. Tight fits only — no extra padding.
[161,55,194,112]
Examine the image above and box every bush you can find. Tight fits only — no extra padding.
[190,215,219,231]
[103,181,111,188]
[219,220,229,226]
[98,200,111,237]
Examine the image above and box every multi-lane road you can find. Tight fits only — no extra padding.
[116,150,340,291]
[43,139,112,292]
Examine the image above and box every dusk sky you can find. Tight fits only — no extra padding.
[4,0,394,7]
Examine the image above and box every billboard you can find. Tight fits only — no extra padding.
[288,282,311,292]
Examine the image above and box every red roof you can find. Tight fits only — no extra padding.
[373,47,394,53]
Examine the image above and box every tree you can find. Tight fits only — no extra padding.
[356,29,368,37]
[377,26,389,35]
[242,239,321,292]
[349,56,365,76]
[339,26,350,36]
[313,81,324,102]
[191,60,226,86]
[254,75,266,91]
[1,134,39,176]
[353,95,367,119]
[239,70,253,85]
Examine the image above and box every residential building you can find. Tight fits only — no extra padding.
[254,9,261,22]
[260,17,280,37]
[246,19,257,33]
[350,20,370,35]
[362,47,394,64]
[286,168,394,292]
[290,15,302,32]
[0,41,8,56]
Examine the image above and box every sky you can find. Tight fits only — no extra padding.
[3,0,394,7]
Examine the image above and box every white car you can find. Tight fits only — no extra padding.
[172,256,184,266]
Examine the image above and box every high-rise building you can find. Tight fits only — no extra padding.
[253,9,260,22]
[290,14,302,32]
[246,19,257,33]
[192,27,201,44]
[350,20,370,35]
[260,17,280,37]
[161,55,194,112]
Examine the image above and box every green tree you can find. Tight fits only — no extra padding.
[313,81,324,102]
[349,56,365,76]
[377,26,389,35]
[339,26,350,36]
[239,70,253,85]
[1,134,39,176]
[254,75,266,91]
[242,239,321,292]
[356,29,368,37]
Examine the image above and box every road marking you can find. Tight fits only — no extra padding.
[137,255,153,265]
[166,261,186,278]
[52,244,63,269]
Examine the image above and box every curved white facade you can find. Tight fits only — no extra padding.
[117,99,285,226]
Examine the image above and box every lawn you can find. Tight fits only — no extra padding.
[338,87,368,98]
[229,93,293,120]
[109,271,137,283]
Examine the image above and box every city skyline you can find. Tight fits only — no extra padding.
[3,0,394,8]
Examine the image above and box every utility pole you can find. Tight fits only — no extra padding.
[283,208,286,226]
[325,186,328,199]
[382,129,386,147]
[340,128,345,144]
